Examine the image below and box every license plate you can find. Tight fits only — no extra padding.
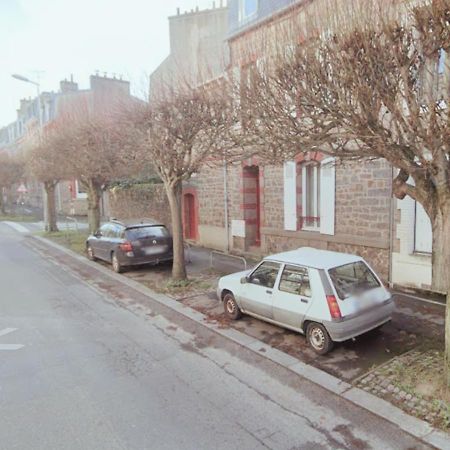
[143,245,167,256]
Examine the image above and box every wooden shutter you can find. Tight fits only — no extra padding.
[284,161,297,231]
[320,158,336,236]
[415,202,432,253]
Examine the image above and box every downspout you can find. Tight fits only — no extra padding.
[388,166,395,289]
[223,152,230,253]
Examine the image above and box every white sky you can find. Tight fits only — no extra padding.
[0,0,222,127]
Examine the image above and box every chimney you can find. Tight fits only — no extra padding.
[60,77,78,93]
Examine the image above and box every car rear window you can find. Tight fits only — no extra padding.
[328,261,380,299]
[125,226,169,240]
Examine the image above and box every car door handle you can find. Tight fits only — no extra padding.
[301,299,309,304]
[266,290,273,295]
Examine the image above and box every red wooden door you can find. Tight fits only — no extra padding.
[184,194,196,240]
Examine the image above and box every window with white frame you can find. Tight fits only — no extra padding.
[302,162,321,230]
[75,180,87,199]
[414,201,432,254]
[438,48,446,75]
[283,157,335,235]
[239,0,258,23]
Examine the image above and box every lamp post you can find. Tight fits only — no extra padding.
[12,73,48,230]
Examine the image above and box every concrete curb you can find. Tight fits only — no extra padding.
[29,234,450,448]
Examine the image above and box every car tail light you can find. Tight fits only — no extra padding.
[326,295,342,320]
[119,241,133,252]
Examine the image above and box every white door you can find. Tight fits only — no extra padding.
[240,261,281,319]
[272,264,313,330]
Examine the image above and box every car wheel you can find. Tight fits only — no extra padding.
[86,245,97,261]
[111,252,124,273]
[306,322,334,355]
[223,293,242,320]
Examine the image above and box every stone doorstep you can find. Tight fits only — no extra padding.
[29,234,450,447]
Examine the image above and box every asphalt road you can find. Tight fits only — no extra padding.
[0,223,434,450]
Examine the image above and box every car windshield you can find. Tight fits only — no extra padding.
[126,226,169,240]
[328,261,380,299]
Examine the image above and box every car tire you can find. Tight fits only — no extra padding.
[86,245,97,261]
[111,252,124,273]
[223,293,242,320]
[306,322,334,355]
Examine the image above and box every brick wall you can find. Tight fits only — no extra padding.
[108,184,171,228]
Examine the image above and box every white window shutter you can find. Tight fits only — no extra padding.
[284,161,297,231]
[320,158,336,236]
[414,202,432,253]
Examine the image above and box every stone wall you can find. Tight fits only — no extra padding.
[335,160,392,241]
[108,184,171,228]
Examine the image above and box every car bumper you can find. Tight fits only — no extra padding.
[324,298,395,342]
[118,252,173,266]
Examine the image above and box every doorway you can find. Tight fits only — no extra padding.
[183,193,197,240]
[243,166,261,247]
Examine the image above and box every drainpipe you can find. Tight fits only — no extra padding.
[388,166,395,288]
[223,153,230,253]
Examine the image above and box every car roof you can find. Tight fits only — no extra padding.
[264,247,363,270]
[110,218,165,228]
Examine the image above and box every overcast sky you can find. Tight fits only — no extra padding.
[0,0,223,127]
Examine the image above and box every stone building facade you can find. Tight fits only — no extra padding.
[145,0,436,290]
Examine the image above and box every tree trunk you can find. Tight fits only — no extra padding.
[431,199,450,295]
[431,198,450,388]
[166,181,186,280]
[87,180,102,234]
[0,187,5,215]
[446,291,450,389]
[44,181,59,232]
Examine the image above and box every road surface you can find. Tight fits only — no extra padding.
[0,223,433,450]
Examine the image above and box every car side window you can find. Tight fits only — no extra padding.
[278,265,311,297]
[99,224,110,236]
[111,224,123,238]
[248,262,281,289]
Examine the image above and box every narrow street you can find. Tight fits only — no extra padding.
[0,223,434,450]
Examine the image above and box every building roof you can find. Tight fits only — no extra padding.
[265,247,362,270]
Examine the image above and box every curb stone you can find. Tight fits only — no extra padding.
[29,234,450,448]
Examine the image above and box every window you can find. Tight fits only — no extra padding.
[126,226,170,240]
[279,265,311,297]
[438,48,446,75]
[248,261,281,289]
[239,0,258,22]
[328,261,380,299]
[75,180,87,199]
[302,162,321,230]
[414,202,432,254]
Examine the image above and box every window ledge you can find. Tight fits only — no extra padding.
[412,251,432,257]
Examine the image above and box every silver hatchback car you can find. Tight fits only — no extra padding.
[217,247,394,354]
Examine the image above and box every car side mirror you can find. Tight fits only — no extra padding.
[240,276,248,284]
[94,231,102,238]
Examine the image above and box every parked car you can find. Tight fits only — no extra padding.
[86,219,173,273]
[217,247,394,355]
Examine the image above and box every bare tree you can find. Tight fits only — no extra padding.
[26,127,71,231]
[126,83,236,280]
[241,0,450,382]
[54,111,138,233]
[0,153,24,215]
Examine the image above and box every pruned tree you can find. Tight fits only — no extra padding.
[125,83,237,280]
[0,152,24,215]
[241,0,450,382]
[55,112,138,233]
[27,128,69,231]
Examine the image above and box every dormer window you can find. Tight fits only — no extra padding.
[239,0,258,23]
